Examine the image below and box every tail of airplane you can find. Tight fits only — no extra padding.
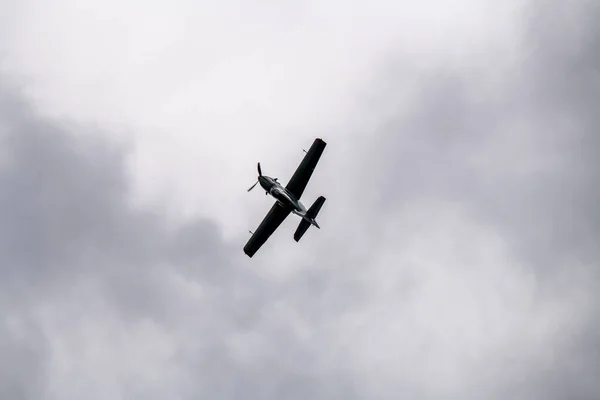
[294,196,326,242]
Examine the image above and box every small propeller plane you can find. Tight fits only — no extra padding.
[243,138,327,257]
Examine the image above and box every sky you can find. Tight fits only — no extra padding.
[0,0,599,399]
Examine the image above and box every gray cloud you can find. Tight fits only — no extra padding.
[0,79,233,396]
[0,78,365,398]
[0,88,230,300]
[368,1,600,272]
[0,312,48,400]
[343,1,600,398]
[1,1,599,399]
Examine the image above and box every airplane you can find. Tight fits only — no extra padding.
[243,138,327,258]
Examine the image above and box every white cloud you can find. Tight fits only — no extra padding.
[2,0,524,237]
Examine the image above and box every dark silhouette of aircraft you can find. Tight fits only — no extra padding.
[244,138,327,257]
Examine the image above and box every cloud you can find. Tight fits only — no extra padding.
[0,0,525,239]
[0,81,235,397]
[340,1,600,398]
[0,312,48,400]
[0,78,367,398]
[0,0,599,399]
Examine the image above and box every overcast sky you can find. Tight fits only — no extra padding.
[1,0,599,399]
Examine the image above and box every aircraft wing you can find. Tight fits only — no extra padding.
[243,202,291,257]
[285,138,327,200]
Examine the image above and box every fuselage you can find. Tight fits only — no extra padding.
[259,175,307,215]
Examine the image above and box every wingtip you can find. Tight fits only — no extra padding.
[243,247,254,258]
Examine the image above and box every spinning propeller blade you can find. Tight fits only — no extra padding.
[248,162,263,192]
[247,181,259,192]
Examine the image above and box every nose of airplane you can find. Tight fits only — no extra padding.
[258,175,270,189]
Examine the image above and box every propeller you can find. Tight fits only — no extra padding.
[247,162,262,192]
[247,181,258,192]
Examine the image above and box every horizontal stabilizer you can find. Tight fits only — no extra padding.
[294,220,311,242]
[307,196,326,219]
[294,196,326,242]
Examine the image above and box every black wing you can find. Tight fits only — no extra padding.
[285,138,327,200]
[243,202,291,257]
